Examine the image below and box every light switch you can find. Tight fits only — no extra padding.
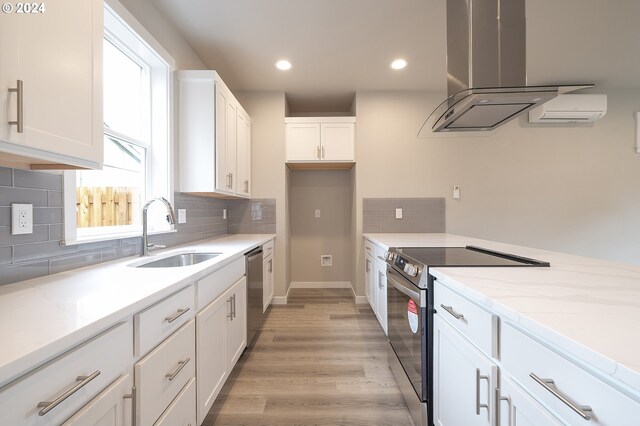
[395,208,403,219]
[315,209,321,218]
[12,204,33,235]
[223,208,227,220]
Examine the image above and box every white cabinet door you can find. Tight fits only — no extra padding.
[226,277,247,371]
[0,0,102,168]
[236,108,251,198]
[215,83,234,194]
[196,292,228,425]
[375,266,387,335]
[498,375,562,426]
[263,253,274,313]
[320,122,354,161]
[62,374,133,426]
[434,315,497,426]
[286,123,321,160]
[364,255,374,310]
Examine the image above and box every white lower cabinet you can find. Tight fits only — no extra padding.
[263,253,274,312]
[497,375,562,426]
[135,319,195,426]
[154,378,196,426]
[364,239,388,334]
[434,315,497,426]
[196,276,247,425]
[62,373,134,426]
[0,322,132,426]
[375,266,387,334]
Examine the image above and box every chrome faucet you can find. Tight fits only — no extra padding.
[141,197,177,256]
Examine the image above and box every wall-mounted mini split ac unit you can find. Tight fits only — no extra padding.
[529,94,607,123]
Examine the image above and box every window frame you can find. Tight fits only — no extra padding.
[63,0,176,245]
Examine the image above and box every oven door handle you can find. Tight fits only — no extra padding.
[388,269,423,303]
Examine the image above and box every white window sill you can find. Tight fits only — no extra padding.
[62,228,177,246]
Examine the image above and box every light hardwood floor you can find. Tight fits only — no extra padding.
[203,288,414,426]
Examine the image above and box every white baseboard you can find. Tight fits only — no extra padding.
[290,281,352,289]
[354,296,369,304]
[271,283,293,305]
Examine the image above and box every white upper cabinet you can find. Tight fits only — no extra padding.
[236,108,252,197]
[178,70,251,198]
[285,117,355,168]
[0,0,103,170]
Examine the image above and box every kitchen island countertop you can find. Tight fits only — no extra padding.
[364,233,640,394]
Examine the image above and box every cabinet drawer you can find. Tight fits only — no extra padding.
[262,239,274,256]
[434,283,497,358]
[136,319,195,426]
[155,377,196,426]
[135,285,195,357]
[502,322,640,425]
[197,257,244,309]
[0,322,132,426]
[364,240,375,256]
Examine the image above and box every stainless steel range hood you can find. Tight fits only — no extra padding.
[419,0,592,135]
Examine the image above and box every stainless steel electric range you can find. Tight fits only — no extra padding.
[384,246,550,426]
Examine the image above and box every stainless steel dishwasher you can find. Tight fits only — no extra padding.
[245,246,264,346]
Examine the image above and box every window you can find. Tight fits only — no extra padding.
[64,0,175,244]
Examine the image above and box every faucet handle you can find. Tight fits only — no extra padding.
[147,243,166,250]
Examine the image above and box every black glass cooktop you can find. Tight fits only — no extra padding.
[395,246,550,268]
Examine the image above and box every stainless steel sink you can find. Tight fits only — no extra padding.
[134,252,221,268]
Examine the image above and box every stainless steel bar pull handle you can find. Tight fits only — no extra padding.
[123,385,137,426]
[321,146,325,159]
[227,297,233,320]
[268,259,272,273]
[232,294,237,319]
[244,179,249,193]
[8,80,23,133]
[165,307,190,323]
[229,173,233,189]
[37,370,101,416]
[166,357,190,381]
[316,145,321,159]
[440,304,464,320]
[530,373,592,420]
[475,368,489,416]
[495,388,512,426]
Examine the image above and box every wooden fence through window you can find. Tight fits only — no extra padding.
[76,187,140,228]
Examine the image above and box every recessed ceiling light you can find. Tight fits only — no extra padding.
[391,59,407,70]
[276,60,292,71]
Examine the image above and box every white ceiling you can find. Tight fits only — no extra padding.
[153,0,640,112]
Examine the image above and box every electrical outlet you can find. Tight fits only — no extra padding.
[177,209,187,224]
[223,208,227,220]
[395,208,403,219]
[321,255,333,267]
[11,204,33,235]
[453,185,461,199]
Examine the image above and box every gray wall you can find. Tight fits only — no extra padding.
[289,170,353,284]
[353,89,640,296]
[363,198,445,233]
[228,198,276,234]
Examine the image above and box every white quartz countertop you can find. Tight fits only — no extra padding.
[364,233,640,394]
[0,234,275,387]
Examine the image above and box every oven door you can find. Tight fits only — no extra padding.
[387,266,428,402]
